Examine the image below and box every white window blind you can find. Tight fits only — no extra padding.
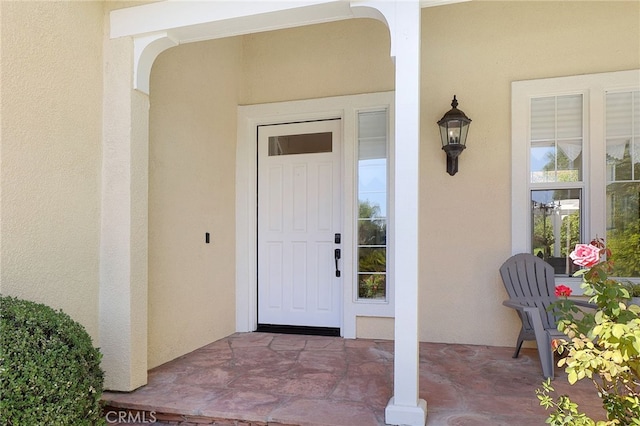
[606,91,640,168]
[358,111,387,160]
[530,94,583,183]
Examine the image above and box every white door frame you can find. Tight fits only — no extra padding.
[236,91,395,337]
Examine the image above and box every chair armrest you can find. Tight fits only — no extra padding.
[502,300,536,312]
[504,299,596,310]
[503,300,546,326]
[571,299,597,309]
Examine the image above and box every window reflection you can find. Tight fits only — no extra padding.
[605,90,640,277]
[357,110,388,300]
[530,95,583,183]
[268,132,332,156]
[531,189,581,276]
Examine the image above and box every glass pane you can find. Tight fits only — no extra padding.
[531,141,582,183]
[531,97,555,141]
[268,132,332,156]
[357,109,388,300]
[557,139,582,182]
[557,95,583,139]
[359,157,386,217]
[606,91,640,278]
[531,189,581,276]
[607,138,633,181]
[359,111,387,139]
[359,137,387,160]
[358,218,386,245]
[531,142,555,183]
[358,247,386,273]
[606,92,633,137]
[606,182,640,277]
[635,92,640,134]
[530,95,583,183]
[358,194,386,217]
[358,274,386,300]
[444,120,462,144]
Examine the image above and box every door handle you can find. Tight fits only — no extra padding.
[334,249,341,277]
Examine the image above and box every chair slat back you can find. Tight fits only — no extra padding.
[500,253,558,330]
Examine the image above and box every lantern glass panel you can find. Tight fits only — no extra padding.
[459,122,470,146]
[439,125,449,148]
[447,121,462,145]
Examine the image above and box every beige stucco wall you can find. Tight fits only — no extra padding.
[240,18,394,104]
[0,0,104,340]
[419,0,640,346]
[357,316,394,340]
[147,38,243,368]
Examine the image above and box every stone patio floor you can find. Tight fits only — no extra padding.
[102,332,604,426]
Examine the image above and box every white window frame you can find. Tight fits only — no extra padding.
[512,69,640,292]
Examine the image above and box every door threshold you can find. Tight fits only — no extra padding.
[256,324,340,337]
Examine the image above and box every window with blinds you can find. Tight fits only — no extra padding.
[529,94,583,274]
[606,90,640,277]
[512,70,640,281]
[530,95,583,183]
[357,110,388,301]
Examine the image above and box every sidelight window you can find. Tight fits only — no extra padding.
[357,110,388,300]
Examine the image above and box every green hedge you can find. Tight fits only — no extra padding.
[0,295,104,425]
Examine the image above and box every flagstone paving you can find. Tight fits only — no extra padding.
[103,332,604,425]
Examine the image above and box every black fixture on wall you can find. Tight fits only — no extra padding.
[437,95,472,176]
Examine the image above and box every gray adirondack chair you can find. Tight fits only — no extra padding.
[499,253,593,379]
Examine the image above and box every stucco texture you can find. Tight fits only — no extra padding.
[1,0,103,340]
[240,18,394,104]
[419,0,640,346]
[148,38,243,368]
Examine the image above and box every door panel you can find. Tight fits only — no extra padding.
[258,119,342,328]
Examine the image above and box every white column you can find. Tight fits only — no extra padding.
[384,1,427,425]
[100,33,149,392]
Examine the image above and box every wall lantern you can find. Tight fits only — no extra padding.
[437,95,472,176]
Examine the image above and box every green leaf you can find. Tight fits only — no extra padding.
[612,324,626,338]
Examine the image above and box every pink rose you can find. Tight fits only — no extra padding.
[569,244,600,268]
[555,285,572,297]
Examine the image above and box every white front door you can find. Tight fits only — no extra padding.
[258,119,342,328]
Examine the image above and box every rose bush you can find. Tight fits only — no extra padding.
[537,239,640,426]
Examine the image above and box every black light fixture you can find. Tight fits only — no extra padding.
[437,95,472,176]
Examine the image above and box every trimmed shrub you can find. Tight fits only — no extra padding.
[0,295,104,425]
